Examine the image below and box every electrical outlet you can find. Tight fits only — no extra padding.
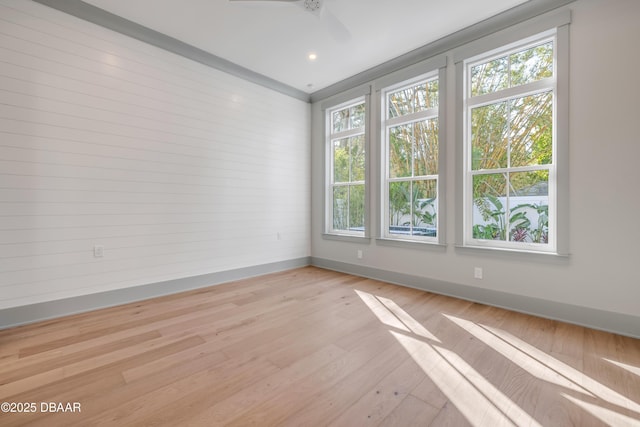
[94,245,104,258]
[357,250,363,259]
[474,267,483,279]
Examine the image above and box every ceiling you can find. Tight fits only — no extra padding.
[80,0,530,95]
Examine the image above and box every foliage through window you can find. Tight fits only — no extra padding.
[383,75,439,241]
[465,36,556,251]
[327,99,366,235]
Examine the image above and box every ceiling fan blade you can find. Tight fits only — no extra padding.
[229,0,298,2]
[321,6,350,42]
[229,0,348,42]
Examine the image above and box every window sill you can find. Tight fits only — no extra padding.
[455,244,570,261]
[322,233,371,244]
[376,238,447,251]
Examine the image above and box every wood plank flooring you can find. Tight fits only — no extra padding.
[0,266,639,426]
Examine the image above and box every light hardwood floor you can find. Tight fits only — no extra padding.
[1,266,639,426]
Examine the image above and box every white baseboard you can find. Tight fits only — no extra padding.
[0,257,311,330]
[4,256,637,339]
[311,257,640,339]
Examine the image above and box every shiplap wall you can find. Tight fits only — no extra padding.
[0,0,310,310]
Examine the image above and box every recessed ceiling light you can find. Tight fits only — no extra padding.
[308,52,317,61]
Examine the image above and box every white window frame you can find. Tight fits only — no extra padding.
[381,71,442,244]
[462,29,560,254]
[325,96,367,237]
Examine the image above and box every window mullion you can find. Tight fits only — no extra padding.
[505,172,511,242]
[332,128,364,140]
[470,165,549,176]
[409,180,414,235]
[467,78,554,108]
[347,136,352,230]
[346,184,351,230]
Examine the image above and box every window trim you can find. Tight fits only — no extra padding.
[465,32,557,253]
[455,20,570,256]
[379,68,446,245]
[324,94,370,238]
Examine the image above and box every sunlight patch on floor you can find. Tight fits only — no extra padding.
[445,314,594,397]
[392,331,522,427]
[433,344,543,427]
[355,289,536,426]
[479,321,640,415]
[354,290,640,425]
[376,295,441,342]
[604,358,640,378]
[354,290,409,332]
[563,393,640,426]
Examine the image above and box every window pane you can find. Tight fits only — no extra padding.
[350,135,365,181]
[389,124,413,178]
[471,101,508,170]
[509,92,553,168]
[414,80,439,111]
[414,119,438,176]
[389,181,411,234]
[349,185,365,230]
[388,87,414,118]
[472,173,507,241]
[426,79,439,109]
[511,42,553,87]
[471,56,508,97]
[509,171,549,243]
[333,186,348,230]
[349,104,365,129]
[413,180,437,236]
[414,84,427,114]
[332,108,348,133]
[333,138,349,182]
[390,80,438,118]
[471,42,552,97]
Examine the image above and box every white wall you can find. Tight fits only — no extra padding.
[311,0,640,318]
[0,0,310,310]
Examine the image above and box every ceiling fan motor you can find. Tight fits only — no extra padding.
[304,0,321,12]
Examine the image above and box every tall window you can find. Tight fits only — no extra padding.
[326,99,366,236]
[464,32,556,252]
[382,74,439,241]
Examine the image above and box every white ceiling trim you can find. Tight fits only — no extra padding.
[31,0,576,104]
[31,0,310,101]
[311,0,576,103]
